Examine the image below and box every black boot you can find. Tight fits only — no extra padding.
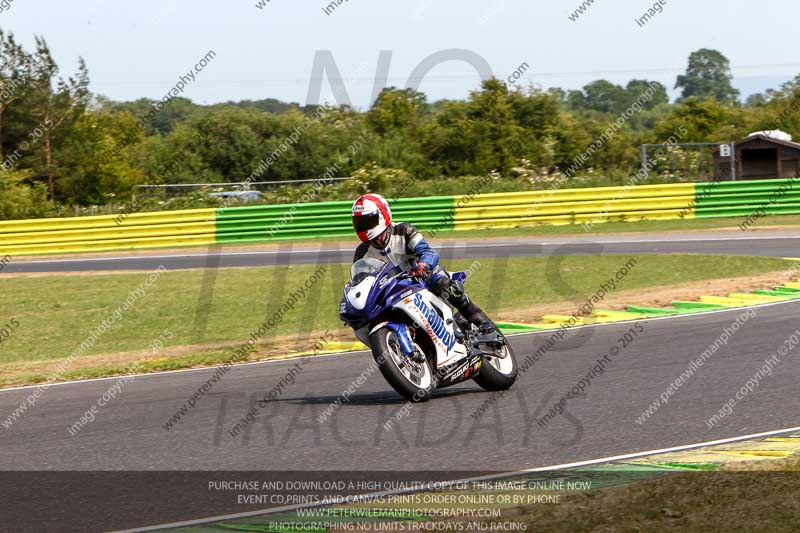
[434,275,495,335]
[452,313,471,341]
[451,290,495,335]
[466,307,496,335]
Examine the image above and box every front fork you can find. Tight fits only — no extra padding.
[367,321,416,357]
[385,322,415,356]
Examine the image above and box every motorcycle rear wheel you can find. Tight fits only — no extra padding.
[371,328,435,402]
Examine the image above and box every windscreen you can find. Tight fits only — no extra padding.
[350,258,387,285]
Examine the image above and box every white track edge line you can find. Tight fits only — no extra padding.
[1,297,798,395]
[108,424,800,533]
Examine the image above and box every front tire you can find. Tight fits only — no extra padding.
[370,328,435,402]
[473,338,518,392]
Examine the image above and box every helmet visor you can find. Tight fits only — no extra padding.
[353,212,380,233]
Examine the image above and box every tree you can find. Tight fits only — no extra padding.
[57,111,149,204]
[0,31,33,160]
[676,48,739,103]
[654,97,735,142]
[582,80,629,114]
[565,90,586,111]
[26,37,90,200]
[779,74,800,95]
[626,79,669,109]
[460,79,526,175]
[0,168,50,218]
[366,87,426,135]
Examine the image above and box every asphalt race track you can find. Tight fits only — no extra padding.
[2,300,799,531]
[5,229,800,273]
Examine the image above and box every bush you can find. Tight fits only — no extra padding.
[0,170,59,220]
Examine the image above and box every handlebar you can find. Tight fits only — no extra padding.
[392,270,424,281]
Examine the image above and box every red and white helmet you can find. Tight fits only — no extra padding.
[352,193,392,243]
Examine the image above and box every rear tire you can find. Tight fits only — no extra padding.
[473,337,517,392]
[370,328,435,402]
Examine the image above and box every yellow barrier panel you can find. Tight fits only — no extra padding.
[455,196,694,218]
[454,182,695,208]
[453,184,696,229]
[727,293,789,303]
[0,208,216,234]
[0,233,216,256]
[453,208,694,230]
[541,315,586,326]
[0,221,217,246]
[699,296,754,307]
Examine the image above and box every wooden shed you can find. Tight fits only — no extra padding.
[713,133,800,181]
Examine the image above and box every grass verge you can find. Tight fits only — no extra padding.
[0,254,796,388]
[504,457,800,532]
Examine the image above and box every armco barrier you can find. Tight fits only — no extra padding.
[215,196,456,243]
[452,183,696,229]
[0,178,798,256]
[0,208,217,255]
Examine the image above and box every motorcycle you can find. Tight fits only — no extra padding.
[340,258,517,402]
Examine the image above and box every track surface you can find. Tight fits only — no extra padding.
[5,229,800,273]
[2,301,799,530]
[3,229,800,530]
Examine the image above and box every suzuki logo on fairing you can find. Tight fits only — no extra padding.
[413,293,456,350]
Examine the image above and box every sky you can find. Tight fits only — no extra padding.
[3,0,800,108]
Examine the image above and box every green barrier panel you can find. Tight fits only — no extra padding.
[214,196,456,243]
[495,322,547,333]
[695,179,800,212]
[775,286,800,292]
[671,301,728,310]
[694,203,800,218]
[215,206,454,231]
[694,192,800,206]
[754,289,800,298]
[696,178,800,195]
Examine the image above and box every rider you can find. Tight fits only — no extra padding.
[350,193,495,334]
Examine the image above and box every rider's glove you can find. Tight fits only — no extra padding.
[410,262,431,279]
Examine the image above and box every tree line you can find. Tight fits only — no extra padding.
[1,36,799,220]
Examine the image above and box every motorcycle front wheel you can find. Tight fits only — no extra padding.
[473,337,518,392]
[370,327,435,402]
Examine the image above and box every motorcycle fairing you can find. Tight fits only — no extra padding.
[392,290,469,368]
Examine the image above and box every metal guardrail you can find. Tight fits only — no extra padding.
[2,179,799,256]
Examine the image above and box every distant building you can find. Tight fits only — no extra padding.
[713,131,800,181]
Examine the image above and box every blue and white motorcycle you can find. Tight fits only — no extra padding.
[340,258,517,402]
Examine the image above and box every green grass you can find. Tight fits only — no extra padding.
[0,253,795,386]
[508,458,800,532]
